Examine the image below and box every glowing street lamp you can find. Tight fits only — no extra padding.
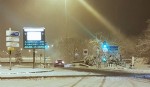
[51,44,54,48]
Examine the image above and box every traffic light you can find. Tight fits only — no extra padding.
[101,41,109,52]
[102,41,107,48]
[101,56,107,62]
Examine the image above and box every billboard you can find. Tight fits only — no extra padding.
[23,27,45,49]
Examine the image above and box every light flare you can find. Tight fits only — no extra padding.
[78,0,134,45]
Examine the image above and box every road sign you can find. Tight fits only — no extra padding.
[6,42,19,47]
[83,49,88,56]
[7,47,15,51]
[23,27,45,49]
[6,37,19,42]
[108,45,119,55]
[108,46,118,51]
[6,28,20,48]
[6,30,20,36]
[11,32,20,36]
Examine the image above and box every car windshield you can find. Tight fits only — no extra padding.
[1,0,150,87]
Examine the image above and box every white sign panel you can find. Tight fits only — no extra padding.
[6,30,11,36]
[6,42,19,47]
[6,37,19,42]
[6,30,20,36]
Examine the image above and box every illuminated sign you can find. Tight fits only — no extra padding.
[23,27,45,49]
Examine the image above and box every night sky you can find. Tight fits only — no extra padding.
[0,0,150,50]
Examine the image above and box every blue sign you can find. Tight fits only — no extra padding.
[11,32,20,36]
[108,46,119,55]
[23,28,45,49]
[108,46,118,51]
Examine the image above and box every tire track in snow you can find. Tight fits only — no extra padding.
[99,76,106,87]
[70,76,87,87]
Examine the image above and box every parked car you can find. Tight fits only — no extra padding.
[54,59,65,67]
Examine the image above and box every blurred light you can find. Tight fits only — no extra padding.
[79,0,134,45]
[45,43,50,49]
[23,27,45,31]
[102,56,107,62]
[70,16,96,39]
[35,51,38,53]
[62,61,65,64]
[104,45,107,48]
[102,41,108,48]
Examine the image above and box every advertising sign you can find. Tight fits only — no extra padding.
[23,27,45,49]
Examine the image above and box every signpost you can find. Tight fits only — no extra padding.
[6,28,20,70]
[23,27,45,68]
[6,42,19,47]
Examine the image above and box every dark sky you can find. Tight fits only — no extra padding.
[0,0,150,50]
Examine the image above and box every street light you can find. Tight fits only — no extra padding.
[51,44,54,48]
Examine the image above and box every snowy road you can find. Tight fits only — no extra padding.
[0,67,150,87]
[0,76,150,87]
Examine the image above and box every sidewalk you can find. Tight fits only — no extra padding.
[0,65,102,79]
[0,65,54,79]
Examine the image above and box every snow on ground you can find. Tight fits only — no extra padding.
[0,77,150,87]
[0,65,150,87]
[0,67,101,78]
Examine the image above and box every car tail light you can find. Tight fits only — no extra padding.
[55,61,58,63]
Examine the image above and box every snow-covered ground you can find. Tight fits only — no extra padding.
[0,77,149,87]
[74,64,150,74]
[0,64,150,87]
[0,66,101,78]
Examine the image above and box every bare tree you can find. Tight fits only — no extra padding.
[15,50,22,64]
[136,19,150,64]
